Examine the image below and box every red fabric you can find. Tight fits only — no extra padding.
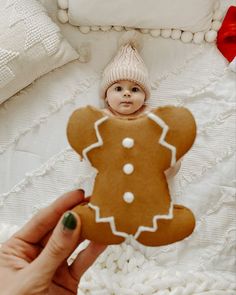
[217,6,236,62]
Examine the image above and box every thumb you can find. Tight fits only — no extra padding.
[31,211,81,279]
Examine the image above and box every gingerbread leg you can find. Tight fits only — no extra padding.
[137,204,195,247]
[72,202,125,245]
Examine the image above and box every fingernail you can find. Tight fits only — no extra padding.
[62,212,77,230]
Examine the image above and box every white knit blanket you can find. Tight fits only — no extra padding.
[0,0,235,294]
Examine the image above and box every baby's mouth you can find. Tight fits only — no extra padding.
[120,101,132,105]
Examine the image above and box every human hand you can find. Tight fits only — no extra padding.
[0,190,106,295]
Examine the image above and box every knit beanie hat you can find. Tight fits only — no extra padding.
[100,31,151,100]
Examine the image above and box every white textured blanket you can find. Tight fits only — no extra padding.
[0,0,235,294]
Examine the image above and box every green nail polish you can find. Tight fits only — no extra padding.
[62,212,77,230]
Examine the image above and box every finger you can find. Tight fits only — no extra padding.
[14,190,84,244]
[29,211,81,279]
[40,229,85,249]
[69,242,107,281]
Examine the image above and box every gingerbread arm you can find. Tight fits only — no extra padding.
[154,106,197,161]
[67,106,103,159]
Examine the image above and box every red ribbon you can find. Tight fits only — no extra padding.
[217,6,236,62]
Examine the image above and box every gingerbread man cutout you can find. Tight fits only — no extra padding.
[67,105,196,246]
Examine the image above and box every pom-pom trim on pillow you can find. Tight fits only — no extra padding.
[57,0,223,44]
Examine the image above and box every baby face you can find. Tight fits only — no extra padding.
[106,80,146,115]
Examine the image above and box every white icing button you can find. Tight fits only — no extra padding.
[123,163,134,175]
[123,192,134,203]
[122,137,134,149]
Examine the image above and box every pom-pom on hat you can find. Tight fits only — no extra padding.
[100,31,151,100]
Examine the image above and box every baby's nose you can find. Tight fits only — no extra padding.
[124,90,131,96]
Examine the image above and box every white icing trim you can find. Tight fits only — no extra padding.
[134,202,174,239]
[147,112,177,167]
[89,201,174,240]
[82,116,108,162]
[88,203,129,239]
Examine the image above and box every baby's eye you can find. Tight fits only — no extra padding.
[132,87,140,92]
[115,86,122,91]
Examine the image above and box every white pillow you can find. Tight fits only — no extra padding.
[0,0,78,104]
[67,0,218,32]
